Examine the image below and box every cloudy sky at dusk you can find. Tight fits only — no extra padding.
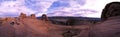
[0,0,120,18]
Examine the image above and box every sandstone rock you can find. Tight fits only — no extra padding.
[92,2,120,37]
[0,17,15,26]
[101,2,120,21]
[19,13,27,19]
[0,17,27,37]
[0,25,15,37]
[30,14,36,19]
[41,14,49,21]
[0,18,15,37]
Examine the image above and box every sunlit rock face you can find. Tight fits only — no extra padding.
[30,14,36,19]
[0,17,28,37]
[0,17,15,37]
[19,13,27,19]
[0,13,93,37]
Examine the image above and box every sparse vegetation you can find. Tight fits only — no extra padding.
[66,18,77,26]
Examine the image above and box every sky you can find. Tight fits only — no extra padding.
[0,0,120,18]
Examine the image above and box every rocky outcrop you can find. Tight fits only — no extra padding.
[0,13,92,37]
[19,13,27,19]
[41,14,49,21]
[92,2,120,37]
[30,14,36,19]
[0,17,16,37]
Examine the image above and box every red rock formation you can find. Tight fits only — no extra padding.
[0,17,15,37]
[30,14,36,19]
[0,17,28,37]
[0,25,15,37]
[91,2,120,37]
[0,13,95,37]
[41,14,49,21]
[19,13,27,19]
[101,2,120,21]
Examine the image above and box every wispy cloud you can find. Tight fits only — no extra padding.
[0,0,120,18]
[0,0,37,17]
[47,0,98,17]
